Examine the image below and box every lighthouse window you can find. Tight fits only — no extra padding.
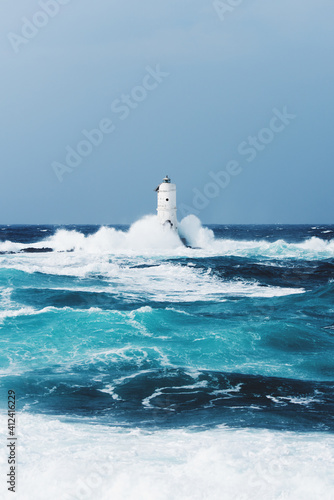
[166,198,169,201]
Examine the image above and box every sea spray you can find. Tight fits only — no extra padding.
[179,214,215,248]
[35,216,183,253]
[1,217,334,260]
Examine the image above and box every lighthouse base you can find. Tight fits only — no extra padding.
[180,236,191,247]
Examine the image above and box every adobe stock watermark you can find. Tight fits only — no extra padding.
[213,0,244,22]
[179,106,296,218]
[63,463,114,500]
[7,0,72,54]
[52,65,169,182]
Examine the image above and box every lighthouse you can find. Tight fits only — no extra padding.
[155,175,178,230]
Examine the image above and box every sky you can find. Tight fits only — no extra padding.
[0,0,333,224]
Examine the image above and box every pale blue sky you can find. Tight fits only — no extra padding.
[1,0,333,224]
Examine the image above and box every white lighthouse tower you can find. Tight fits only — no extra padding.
[156,175,178,230]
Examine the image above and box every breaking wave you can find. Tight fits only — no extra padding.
[0,215,334,260]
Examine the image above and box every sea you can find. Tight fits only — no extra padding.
[0,216,333,500]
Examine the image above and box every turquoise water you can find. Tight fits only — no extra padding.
[1,220,333,433]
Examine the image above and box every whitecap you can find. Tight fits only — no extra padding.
[1,215,333,261]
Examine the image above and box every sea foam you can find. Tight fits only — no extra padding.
[0,215,333,260]
[0,414,332,500]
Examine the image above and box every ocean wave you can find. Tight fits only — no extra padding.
[0,257,305,305]
[0,215,333,259]
[0,305,106,323]
[2,368,333,432]
[0,306,38,321]
[11,280,303,309]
